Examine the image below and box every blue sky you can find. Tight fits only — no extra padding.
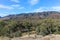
[0,0,60,16]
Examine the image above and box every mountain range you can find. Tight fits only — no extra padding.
[0,11,60,20]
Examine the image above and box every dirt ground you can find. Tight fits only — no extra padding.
[0,34,60,40]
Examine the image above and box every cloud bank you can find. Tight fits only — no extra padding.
[33,6,60,12]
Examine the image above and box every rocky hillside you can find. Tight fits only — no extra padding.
[0,11,60,20]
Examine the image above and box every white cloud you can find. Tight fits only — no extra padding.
[0,13,9,17]
[51,6,60,11]
[11,4,24,9]
[33,6,60,12]
[0,4,13,9]
[19,7,24,9]
[10,0,20,3]
[29,0,39,5]
[11,4,20,7]
[33,7,44,12]
[0,4,25,10]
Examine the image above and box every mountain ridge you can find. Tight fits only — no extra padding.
[0,11,60,20]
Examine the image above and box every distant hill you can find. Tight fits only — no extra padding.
[0,11,60,20]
